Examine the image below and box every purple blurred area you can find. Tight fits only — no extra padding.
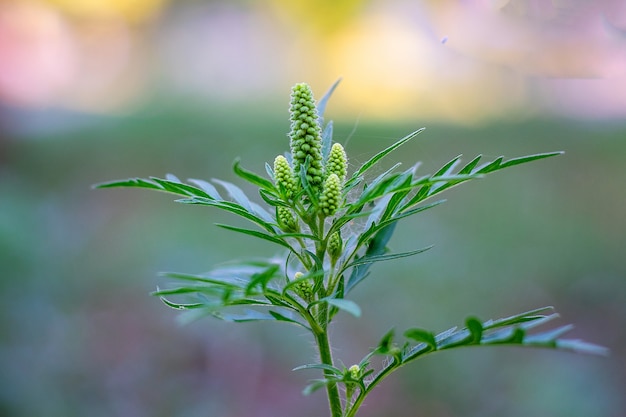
[1,1,625,417]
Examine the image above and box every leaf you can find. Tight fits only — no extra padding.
[94,177,212,200]
[466,317,483,343]
[177,197,276,233]
[482,306,554,330]
[188,178,223,200]
[321,120,334,161]
[345,222,397,293]
[302,379,333,396]
[345,246,433,268]
[346,128,425,187]
[319,297,362,318]
[317,77,342,123]
[268,310,310,329]
[404,328,437,350]
[293,363,344,376]
[245,264,280,294]
[233,159,276,191]
[215,223,291,249]
[213,179,254,212]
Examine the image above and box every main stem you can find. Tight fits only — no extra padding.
[315,323,343,417]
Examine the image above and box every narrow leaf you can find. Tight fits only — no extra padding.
[293,363,344,376]
[346,128,425,186]
[233,159,276,191]
[316,297,362,318]
[317,78,342,122]
[215,223,291,249]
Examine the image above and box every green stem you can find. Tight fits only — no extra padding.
[344,359,399,417]
[315,324,343,417]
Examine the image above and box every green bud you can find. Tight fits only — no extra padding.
[293,272,313,302]
[328,231,342,264]
[276,206,298,233]
[326,143,348,184]
[289,83,324,191]
[348,364,360,379]
[273,155,296,198]
[320,173,341,216]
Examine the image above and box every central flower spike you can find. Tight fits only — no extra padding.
[289,83,324,192]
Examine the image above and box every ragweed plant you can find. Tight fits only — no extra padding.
[96,81,605,417]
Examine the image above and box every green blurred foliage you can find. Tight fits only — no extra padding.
[1,101,624,416]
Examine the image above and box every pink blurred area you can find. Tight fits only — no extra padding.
[1,0,625,121]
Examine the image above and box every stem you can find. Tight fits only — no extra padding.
[315,326,343,417]
[344,359,399,417]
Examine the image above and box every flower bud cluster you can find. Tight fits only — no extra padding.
[293,272,313,302]
[274,155,297,198]
[327,231,342,263]
[326,143,347,184]
[277,206,298,232]
[289,83,324,190]
[320,173,341,216]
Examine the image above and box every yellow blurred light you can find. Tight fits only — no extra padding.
[43,0,166,24]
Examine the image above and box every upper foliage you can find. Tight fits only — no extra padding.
[94,80,603,357]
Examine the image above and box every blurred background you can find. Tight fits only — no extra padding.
[1,0,625,416]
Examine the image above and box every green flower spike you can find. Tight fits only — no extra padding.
[326,143,348,184]
[273,155,297,199]
[320,173,341,216]
[327,231,342,264]
[277,206,298,233]
[289,83,324,190]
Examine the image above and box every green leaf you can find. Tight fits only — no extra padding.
[213,179,254,212]
[302,379,334,396]
[345,222,397,293]
[321,120,334,161]
[177,198,276,233]
[188,178,223,200]
[345,246,433,268]
[313,297,362,318]
[267,310,310,329]
[317,77,342,123]
[293,363,344,376]
[93,177,213,200]
[346,128,425,188]
[215,223,291,249]
[245,264,280,294]
[404,328,437,351]
[466,317,483,343]
[233,159,276,191]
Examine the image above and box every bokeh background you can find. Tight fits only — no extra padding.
[1,1,625,416]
